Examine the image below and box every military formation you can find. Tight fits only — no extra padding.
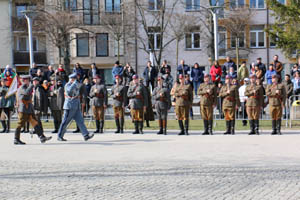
[0,58,292,145]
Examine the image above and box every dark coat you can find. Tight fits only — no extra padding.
[33,85,48,113]
[143,66,158,82]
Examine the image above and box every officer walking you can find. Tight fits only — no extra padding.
[14,75,52,145]
[111,75,126,133]
[174,74,193,135]
[90,75,108,133]
[197,74,217,135]
[127,75,148,134]
[266,74,286,135]
[152,76,171,135]
[244,74,264,135]
[219,75,240,135]
[57,73,94,141]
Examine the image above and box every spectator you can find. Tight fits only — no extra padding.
[191,63,204,95]
[222,56,236,79]
[250,62,256,76]
[255,58,266,80]
[255,65,263,80]
[265,64,277,85]
[162,68,173,91]
[44,65,55,81]
[271,55,283,82]
[73,63,84,82]
[239,78,250,126]
[283,74,293,119]
[55,64,68,86]
[112,61,124,82]
[210,60,222,85]
[36,69,45,85]
[290,64,299,77]
[29,63,39,78]
[292,71,300,99]
[123,63,136,86]
[177,59,190,76]
[143,61,157,90]
[83,78,92,115]
[87,63,101,81]
[228,66,237,79]
[1,65,16,87]
[160,60,171,75]
[237,61,249,85]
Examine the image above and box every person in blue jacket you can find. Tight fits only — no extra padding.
[191,63,204,95]
[112,61,124,83]
[265,64,277,85]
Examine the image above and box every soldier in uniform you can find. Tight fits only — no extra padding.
[90,75,108,133]
[48,78,65,133]
[73,73,87,133]
[266,74,286,135]
[127,75,148,134]
[57,73,94,141]
[152,76,171,135]
[111,75,126,133]
[244,74,264,135]
[219,75,240,135]
[174,74,193,135]
[0,78,15,133]
[14,75,52,145]
[197,74,217,135]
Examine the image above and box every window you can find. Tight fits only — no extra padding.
[114,39,124,56]
[230,0,244,9]
[250,25,265,48]
[218,26,226,57]
[76,33,89,57]
[186,0,200,11]
[15,36,38,51]
[231,32,245,48]
[96,33,109,57]
[185,26,201,49]
[105,0,121,12]
[64,0,77,10]
[149,0,162,11]
[211,0,224,18]
[16,4,36,18]
[83,0,99,25]
[250,0,264,9]
[148,27,161,50]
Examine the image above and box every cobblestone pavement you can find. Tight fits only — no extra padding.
[0,131,300,200]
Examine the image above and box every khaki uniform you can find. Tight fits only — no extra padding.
[174,83,193,135]
[111,83,126,133]
[197,82,217,135]
[219,84,240,134]
[244,84,264,134]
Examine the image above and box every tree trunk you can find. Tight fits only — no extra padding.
[176,39,179,67]
[63,35,70,74]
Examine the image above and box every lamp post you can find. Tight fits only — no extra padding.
[22,10,35,69]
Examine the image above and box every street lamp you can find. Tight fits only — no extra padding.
[22,10,36,69]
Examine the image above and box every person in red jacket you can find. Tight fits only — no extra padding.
[210,61,222,85]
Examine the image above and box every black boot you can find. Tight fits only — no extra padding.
[146,120,150,127]
[157,119,163,135]
[100,120,104,133]
[34,125,52,143]
[224,121,231,135]
[202,120,209,135]
[14,128,26,145]
[132,122,139,134]
[139,121,144,134]
[248,120,255,135]
[94,120,100,133]
[120,118,124,133]
[52,120,58,133]
[1,120,6,133]
[184,120,189,135]
[208,120,213,135]
[162,120,167,135]
[277,119,282,135]
[115,119,121,134]
[73,125,80,133]
[6,120,10,133]
[254,120,260,135]
[24,122,30,133]
[231,120,235,135]
[271,120,277,135]
[178,120,185,135]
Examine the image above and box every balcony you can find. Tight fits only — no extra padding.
[13,51,47,65]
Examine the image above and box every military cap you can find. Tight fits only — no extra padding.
[225,75,232,79]
[20,75,31,79]
[132,75,139,79]
[68,73,77,79]
[32,77,40,81]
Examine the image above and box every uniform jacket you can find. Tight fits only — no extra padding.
[283,80,293,98]
[244,84,264,107]
[89,84,108,107]
[162,74,174,91]
[17,83,34,114]
[78,82,87,104]
[111,84,126,107]
[127,82,148,109]
[174,84,193,107]
[219,84,240,108]
[33,84,48,113]
[63,80,80,110]
[152,85,171,110]
[197,82,217,106]
[266,83,286,106]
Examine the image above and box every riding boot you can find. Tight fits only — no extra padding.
[115,119,120,133]
[178,120,185,135]
[146,120,150,127]
[6,119,10,133]
[202,120,209,135]
[25,122,30,133]
[1,120,6,133]
[34,125,52,143]
[139,121,144,134]
[132,121,139,134]
[208,120,213,135]
[157,119,163,135]
[254,120,260,135]
[248,120,255,135]
[14,128,26,145]
[100,120,104,133]
[162,119,167,135]
[94,120,100,133]
[120,118,124,133]
[224,121,231,135]
[184,119,189,135]
[231,120,235,135]
[277,119,282,135]
[271,120,277,135]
